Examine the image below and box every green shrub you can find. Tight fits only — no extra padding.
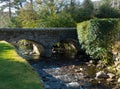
[77,19,120,64]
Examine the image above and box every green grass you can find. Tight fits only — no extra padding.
[0,41,44,89]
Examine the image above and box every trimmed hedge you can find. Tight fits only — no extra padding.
[77,19,120,64]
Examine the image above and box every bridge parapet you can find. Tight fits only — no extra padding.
[0,28,76,31]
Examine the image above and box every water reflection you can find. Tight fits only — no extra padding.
[52,42,77,60]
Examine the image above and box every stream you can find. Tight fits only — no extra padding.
[28,57,117,89]
[14,42,119,89]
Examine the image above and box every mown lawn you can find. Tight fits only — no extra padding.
[0,41,44,89]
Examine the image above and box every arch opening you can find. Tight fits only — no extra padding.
[13,39,45,61]
[51,39,78,60]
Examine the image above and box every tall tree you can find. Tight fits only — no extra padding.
[0,0,13,19]
[35,0,77,27]
[0,0,26,18]
[18,2,40,28]
[36,0,62,15]
[63,0,81,22]
[81,0,94,20]
[96,0,120,18]
[0,11,10,27]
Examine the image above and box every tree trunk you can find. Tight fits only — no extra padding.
[8,0,12,19]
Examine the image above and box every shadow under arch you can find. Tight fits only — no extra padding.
[51,38,79,60]
[60,38,79,50]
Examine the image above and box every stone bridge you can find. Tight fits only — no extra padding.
[0,28,79,57]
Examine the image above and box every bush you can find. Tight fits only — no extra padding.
[77,19,120,64]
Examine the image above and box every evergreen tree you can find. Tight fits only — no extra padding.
[18,2,40,28]
[81,0,94,21]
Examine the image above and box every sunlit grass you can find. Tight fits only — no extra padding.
[0,41,44,89]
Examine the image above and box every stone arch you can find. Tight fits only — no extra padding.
[51,38,79,59]
[12,39,45,57]
[26,40,45,57]
[60,38,79,50]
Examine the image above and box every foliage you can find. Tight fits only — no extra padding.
[80,0,94,21]
[17,39,33,49]
[0,12,11,28]
[96,1,120,18]
[0,0,13,18]
[63,0,81,22]
[36,0,77,27]
[8,17,21,28]
[13,0,26,9]
[0,0,95,28]
[18,7,41,28]
[41,12,75,27]
[53,41,77,59]
[77,19,120,64]
[2,0,120,28]
[63,0,94,22]
[82,0,94,13]
[0,41,43,89]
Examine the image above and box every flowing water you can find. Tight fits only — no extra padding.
[29,58,117,89]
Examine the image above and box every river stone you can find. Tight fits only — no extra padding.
[117,78,120,82]
[107,78,114,82]
[89,60,94,64]
[44,84,50,89]
[95,71,109,79]
[66,82,79,87]
[107,73,115,79]
[115,61,120,66]
[116,65,120,70]
[80,68,84,71]
[75,69,81,72]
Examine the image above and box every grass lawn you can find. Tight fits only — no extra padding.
[0,41,44,89]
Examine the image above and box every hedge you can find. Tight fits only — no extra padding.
[77,19,120,64]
